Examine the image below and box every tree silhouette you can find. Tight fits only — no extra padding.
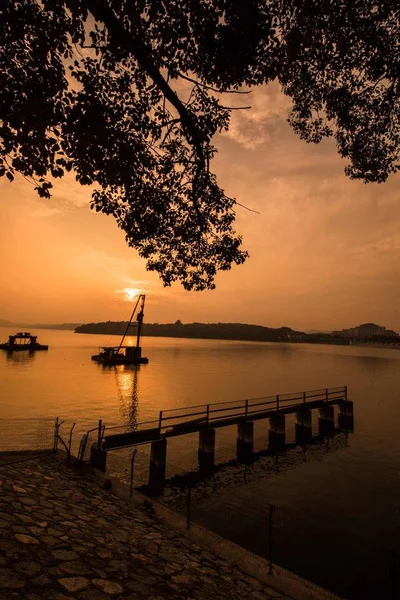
[1,0,398,289]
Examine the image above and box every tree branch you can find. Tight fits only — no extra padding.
[84,0,207,229]
[84,0,206,168]
[175,72,251,95]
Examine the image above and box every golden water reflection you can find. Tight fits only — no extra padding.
[115,365,139,430]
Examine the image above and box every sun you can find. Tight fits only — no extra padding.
[122,287,141,301]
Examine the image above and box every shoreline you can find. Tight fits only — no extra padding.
[0,451,344,600]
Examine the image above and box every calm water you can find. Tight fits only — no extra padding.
[1,326,400,598]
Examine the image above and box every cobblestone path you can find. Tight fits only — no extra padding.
[0,456,291,600]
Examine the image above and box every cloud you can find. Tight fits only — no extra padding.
[223,82,293,150]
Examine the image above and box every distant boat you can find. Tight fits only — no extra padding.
[0,332,49,352]
[91,294,149,366]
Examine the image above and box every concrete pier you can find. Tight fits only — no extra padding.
[148,437,167,494]
[89,443,107,472]
[295,410,312,445]
[338,400,354,431]
[236,421,254,463]
[318,405,334,436]
[268,414,286,451]
[198,426,216,472]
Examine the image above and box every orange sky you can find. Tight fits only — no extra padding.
[1,83,399,332]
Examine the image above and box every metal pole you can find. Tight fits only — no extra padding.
[53,417,59,453]
[186,486,192,530]
[136,295,145,350]
[245,399,248,417]
[68,423,76,462]
[268,504,275,575]
[325,388,329,402]
[158,411,163,431]
[345,385,348,401]
[303,391,306,405]
[97,420,102,449]
[206,404,210,424]
[276,395,279,412]
[130,449,137,497]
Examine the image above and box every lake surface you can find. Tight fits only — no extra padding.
[1,326,400,599]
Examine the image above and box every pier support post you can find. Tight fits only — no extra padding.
[198,426,215,473]
[295,410,312,445]
[148,438,167,495]
[237,421,254,463]
[338,400,354,432]
[90,444,107,472]
[318,405,335,436]
[269,414,286,452]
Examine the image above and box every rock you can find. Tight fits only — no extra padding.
[95,548,112,559]
[171,574,193,586]
[58,576,89,592]
[15,561,42,576]
[28,526,44,536]
[52,550,79,561]
[251,591,270,600]
[60,561,92,575]
[0,568,26,589]
[263,587,284,598]
[47,528,63,537]
[36,521,48,528]
[108,559,128,572]
[47,567,65,577]
[92,579,124,595]
[40,535,60,547]
[13,525,30,534]
[15,534,40,545]
[78,590,109,600]
[32,574,52,587]
[20,497,36,506]
[13,485,27,493]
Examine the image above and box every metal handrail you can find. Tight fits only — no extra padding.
[104,419,160,432]
[93,385,348,443]
[160,386,346,414]
[155,410,208,423]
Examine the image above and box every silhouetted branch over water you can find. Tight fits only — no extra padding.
[1,0,399,290]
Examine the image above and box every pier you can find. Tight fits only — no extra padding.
[85,386,353,493]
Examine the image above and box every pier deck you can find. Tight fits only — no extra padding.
[100,386,348,450]
[82,384,353,497]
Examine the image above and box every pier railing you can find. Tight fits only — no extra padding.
[81,385,348,455]
[157,385,347,432]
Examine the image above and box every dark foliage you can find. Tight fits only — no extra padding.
[75,320,306,342]
[1,1,399,289]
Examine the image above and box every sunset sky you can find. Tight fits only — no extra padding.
[1,82,399,332]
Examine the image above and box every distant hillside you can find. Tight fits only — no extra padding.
[0,320,80,331]
[75,321,308,343]
[28,323,81,330]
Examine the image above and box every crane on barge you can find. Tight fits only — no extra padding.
[91,294,149,366]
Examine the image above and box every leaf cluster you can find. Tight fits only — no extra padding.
[1,0,398,289]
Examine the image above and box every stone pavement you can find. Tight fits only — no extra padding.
[0,455,291,600]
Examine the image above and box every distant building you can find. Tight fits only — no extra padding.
[333,323,399,340]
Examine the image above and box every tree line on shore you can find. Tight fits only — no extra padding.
[75,321,342,344]
[75,321,400,345]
